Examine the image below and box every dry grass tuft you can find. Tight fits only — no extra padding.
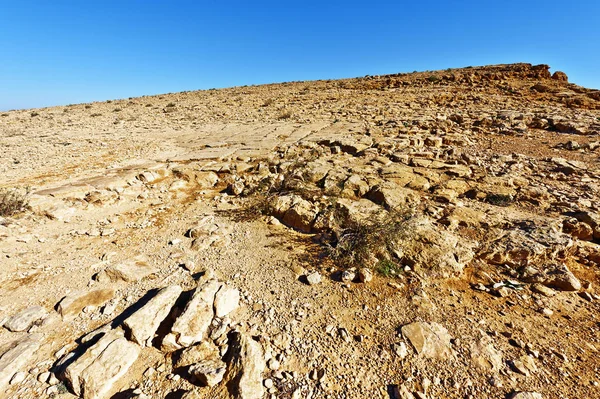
[0,188,30,217]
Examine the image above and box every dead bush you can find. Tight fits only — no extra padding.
[0,188,30,216]
[326,208,415,271]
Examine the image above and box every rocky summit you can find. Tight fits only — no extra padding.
[0,63,599,399]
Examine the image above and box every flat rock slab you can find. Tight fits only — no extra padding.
[96,257,156,283]
[123,285,182,346]
[62,329,125,396]
[162,280,221,352]
[0,333,42,392]
[214,284,240,318]
[79,337,140,399]
[3,306,48,332]
[57,289,115,318]
[401,322,454,360]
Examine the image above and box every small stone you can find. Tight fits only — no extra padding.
[531,284,556,297]
[264,378,274,389]
[358,268,373,283]
[306,272,321,285]
[267,358,280,371]
[10,371,26,385]
[46,385,60,396]
[38,371,50,383]
[392,342,408,359]
[341,269,356,283]
[189,359,226,387]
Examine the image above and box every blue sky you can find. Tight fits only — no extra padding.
[1,1,598,110]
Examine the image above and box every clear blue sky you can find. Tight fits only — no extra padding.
[1,0,599,111]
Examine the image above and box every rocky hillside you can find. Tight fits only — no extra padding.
[0,63,599,399]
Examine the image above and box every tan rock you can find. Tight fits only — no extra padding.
[401,322,454,360]
[0,334,42,392]
[96,257,156,283]
[123,285,182,347]
[162,280,220,351]
[214,285,240,318]
[57,289,114,318]
[3,306,48,332]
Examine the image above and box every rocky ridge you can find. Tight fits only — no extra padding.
[0,63,599,399]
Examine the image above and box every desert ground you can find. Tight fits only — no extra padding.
[0,63,599,399]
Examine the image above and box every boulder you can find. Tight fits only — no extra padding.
[401,322,454,360]
[391,217,475,277]
[0,334,42,392]
[162,281,220,352]
[270,195,319,233]
[123,285,183,346]
[3,306,47,332]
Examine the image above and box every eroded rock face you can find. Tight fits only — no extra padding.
[480,221,574,268]
[392,217,475,277]
[401,322,454,360]
[79,337,140,399]
[521,263,582,291]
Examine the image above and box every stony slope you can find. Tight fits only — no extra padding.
[0,63,599,399]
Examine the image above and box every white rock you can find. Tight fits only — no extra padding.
[161,281,220,351]
[123,285,183,347]
[0,333,42,392]
[3,306,47,332]
[214,285,240,318]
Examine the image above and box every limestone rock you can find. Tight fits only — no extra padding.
[3,306,47,332]
[366,183,420,211]
[470,336,503,372]
[79,337,140,399]
[62,329,125,396]
[96,257,156,283]
[206,331,265,399]
[401,322,454,360]
[391,217,475,277]
[0,334,42,392]
[174,341,221,369]
[214,285,240,318]
[510,392,543,399]
[306,272,322,285]
[189,359,227,387]
[123,285,183,347]
[57,289,115,318]
[162,281,220,352]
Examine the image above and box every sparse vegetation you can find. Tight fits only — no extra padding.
[326,208,414,269]
[166,102,176,108]
[0,188,29,216]
[262,98,274,107]
[84,105,92,109]
[30,111,39,117]
[90,113,102,117]
[427,75,440,83]
[486,193,514,207]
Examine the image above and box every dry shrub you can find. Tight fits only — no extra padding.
[0,188,29,216]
